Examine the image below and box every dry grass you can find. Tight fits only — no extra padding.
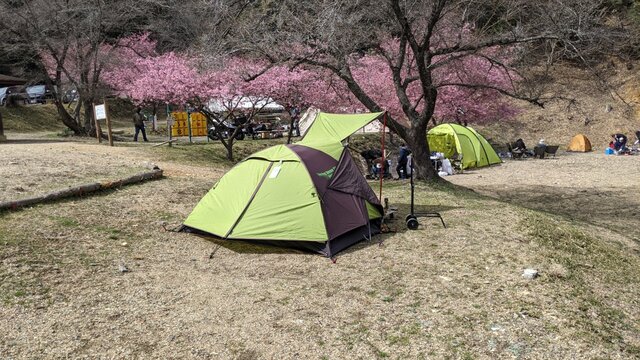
[1,104,65,132]
[1,140,639,359]
[476,64,640,151]
[0,142,144,202]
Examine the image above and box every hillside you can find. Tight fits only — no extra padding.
[477,62,640,150]
[0,99,135,133]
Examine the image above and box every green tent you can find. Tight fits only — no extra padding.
[181,112,385,257]
[427,123,501,169]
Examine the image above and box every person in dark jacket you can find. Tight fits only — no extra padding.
[133,107,148,142]
[396,143,411,179]
[611,133,627,151]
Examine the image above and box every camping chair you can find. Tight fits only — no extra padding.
[544,145,559,157]
[507,142,524,159]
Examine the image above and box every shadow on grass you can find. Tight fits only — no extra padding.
[193,226,406,258]
[470,184,640,242]
[199,236,309,255]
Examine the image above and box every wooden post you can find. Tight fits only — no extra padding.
[187,110,192,143]
[379,112,387,201]
[0,109,6,142]
[104,99,114,146]
[93,102,102,143]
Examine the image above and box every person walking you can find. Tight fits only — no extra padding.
[133,107,148,142]
[396,143,411,179]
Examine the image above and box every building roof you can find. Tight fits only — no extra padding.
[0,74,27,86]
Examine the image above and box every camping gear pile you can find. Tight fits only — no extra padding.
[180,112,386,257]
[606,132,639,155]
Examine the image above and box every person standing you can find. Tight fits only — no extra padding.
[396,143,411,179]
[133,107,148,142]
[289,106,301,137]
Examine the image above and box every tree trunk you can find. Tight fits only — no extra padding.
[152,102,158,131]
[83,98,95,132]
[53,99,85,135]
[406,121,439,181]
[225,139,234,161]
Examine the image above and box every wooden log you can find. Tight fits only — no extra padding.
[0,169,163,211]
[100,169,163,189]
[152,139,177,147]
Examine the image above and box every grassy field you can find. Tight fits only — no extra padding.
[0,137,638,359]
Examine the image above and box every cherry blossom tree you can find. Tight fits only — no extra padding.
[233,0,618,179]
[0,0,156,135]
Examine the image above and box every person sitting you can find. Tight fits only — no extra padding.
[511,138,530,158]
[611,133,628,151]
[246,121,257,139]
[533,139,547,159]
[371,157,391,179]
[634,130,640,146]
[360,149,383,177]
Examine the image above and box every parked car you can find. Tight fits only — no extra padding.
[2,86,27,105]
[25,84,53,104]
[62,88,78,103]
[0,87,7,106]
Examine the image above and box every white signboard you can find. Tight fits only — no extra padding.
[94,104,107,120]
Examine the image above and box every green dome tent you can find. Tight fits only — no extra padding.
[427,123,501,169]
[181,112,385,257]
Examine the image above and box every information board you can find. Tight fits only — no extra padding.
[94,104,107,120]
[170,112,208,137]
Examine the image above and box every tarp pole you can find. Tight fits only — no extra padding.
[379,112,387,201]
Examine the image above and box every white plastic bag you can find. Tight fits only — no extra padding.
[441,159,453,175]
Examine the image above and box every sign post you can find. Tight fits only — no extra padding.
[187,111,193,143]
[94,102,113,146]
[93,102,102,143]
[103,100,113,146]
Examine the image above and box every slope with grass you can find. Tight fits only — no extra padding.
[0,99,137,134]
[476,63,640,151]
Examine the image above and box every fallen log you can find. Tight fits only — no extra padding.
[0,169,163,211]
[152,139,177,147]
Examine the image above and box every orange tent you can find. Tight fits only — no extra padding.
[567,134,592,152]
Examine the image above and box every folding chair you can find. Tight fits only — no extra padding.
[544,145,559,157]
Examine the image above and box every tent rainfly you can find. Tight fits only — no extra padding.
[567,134,592,152]
[180,112,385,257]
[427,123,501,169]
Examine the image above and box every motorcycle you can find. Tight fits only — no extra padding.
[207,113,249,141]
